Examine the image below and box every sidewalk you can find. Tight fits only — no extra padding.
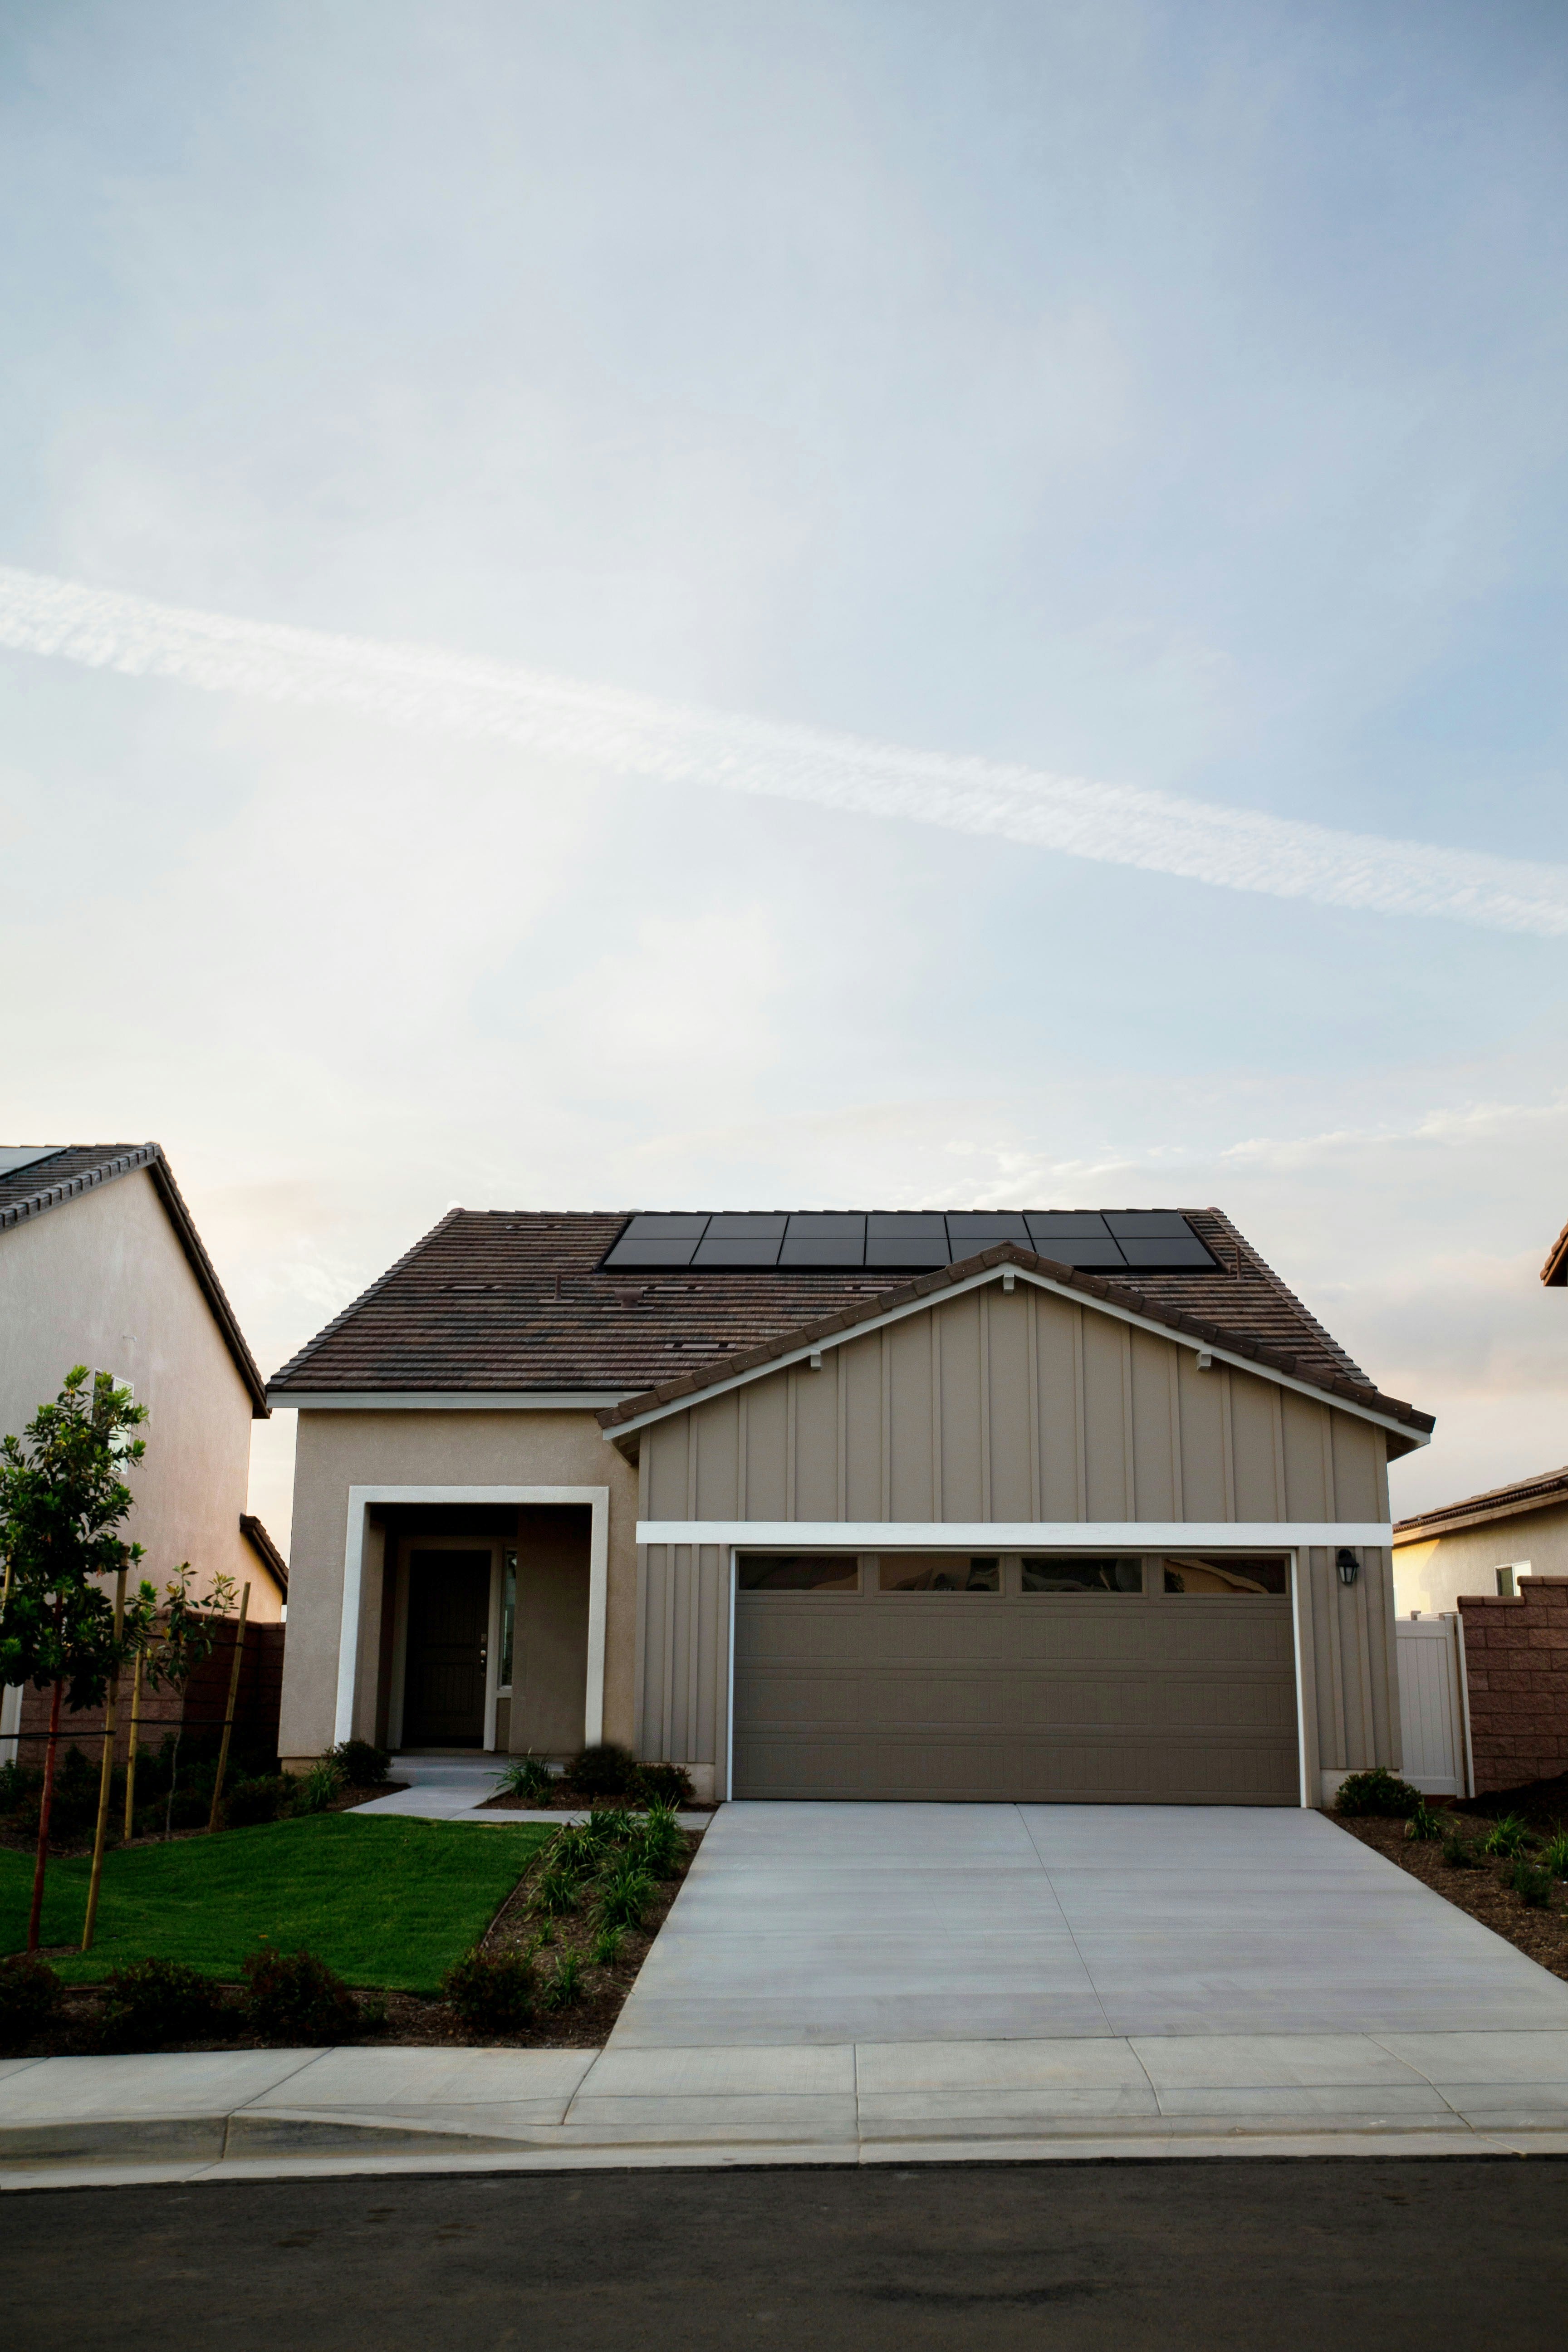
[4,2029,1568,2190]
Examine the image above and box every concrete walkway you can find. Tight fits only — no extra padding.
[350,1754,706,1829]
[5,1804,1568,2187]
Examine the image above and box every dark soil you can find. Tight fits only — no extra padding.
[1454,1770,1568,1833]
[0,1781,408,1858]
[1333,1810,1568,1982]
[1,1820,704,2058]
[479,1787,716,1814]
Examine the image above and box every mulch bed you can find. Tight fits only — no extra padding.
[3,1819,704,2057]
[479,1788,716,1814]
[1332,1811,1568,1984]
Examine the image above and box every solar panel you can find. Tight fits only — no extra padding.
[1104,1211,1194,1238]
[946,1213,1030,1252]
[1025,1212,1113,1239]
[692,1213,788,1267]
[602,1214,710,1268]
[779,1214,866,1268]
[1024,1212,1129,1267]
[864,1214,950,1269]
[0,1146,66,1181]
[1117,1236,1216,1269]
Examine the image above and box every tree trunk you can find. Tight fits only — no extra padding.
[26,1676,64,1952]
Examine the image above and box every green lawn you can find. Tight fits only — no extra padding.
[0,1814,551,1992]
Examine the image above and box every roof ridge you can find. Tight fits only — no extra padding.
[267,1207,466,1386]
[597,1240,1432,1437]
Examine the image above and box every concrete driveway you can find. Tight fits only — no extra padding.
[610,1802,1568,2047]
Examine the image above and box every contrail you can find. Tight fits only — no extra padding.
[1,561,1561,936]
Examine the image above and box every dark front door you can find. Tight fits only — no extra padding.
[403,1549,490,1746]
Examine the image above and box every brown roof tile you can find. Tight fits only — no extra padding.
[1395,1465,1568,1541]
[269,1207,1431,1438]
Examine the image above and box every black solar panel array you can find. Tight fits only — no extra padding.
[602,1210,1216,1273]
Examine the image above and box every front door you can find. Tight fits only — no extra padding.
[403,1548,491,1746]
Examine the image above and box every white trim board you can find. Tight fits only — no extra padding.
[639,1520,1392,1550]
[273,1390,629,1412]
[335,1484,610,1748]
[601,1262,1430,1452]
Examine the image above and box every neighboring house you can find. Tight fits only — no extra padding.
[1394,1468,1568,1615]
[0,1142,283,1763]
[268,1206,1431,1809]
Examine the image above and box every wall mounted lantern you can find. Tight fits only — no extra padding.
[1336,1548,1360,1586]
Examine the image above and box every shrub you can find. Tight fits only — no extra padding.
[495,1754,554,1803]
[293,1758,346,1816]
[532,1864,583,1917]
[100,1959,225,2053]
[546,1824,601,1876]
[596,1860,655,1931]
[567,1742,638,1798]
[1403,1800,1443,1842]
[329,1739,392,1787]
[1334,1768,1421,1818]
[583,1807,636,1848]
[1482,1813,1531,1860]
[590,1924,625,1969]
[241,1945,361,2042]
[1441,1833,1480,1869]
[1539,1831,1568,1882]
[0,1955,62,2050]
[540,1951,583,2010]
[1509,1861,1554,1908]
[164,1785,213,1832]
[629,1803,683,1878]
[634,1762,695,1808]
[441,1949,536,2035]
[225,1774,295,1828]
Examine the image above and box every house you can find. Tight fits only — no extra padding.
[0,1143,283,1762]
[267,1206,1430,1808]
[1394,1469,1568,1614]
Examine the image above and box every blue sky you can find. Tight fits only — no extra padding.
[2,0,1566,1538]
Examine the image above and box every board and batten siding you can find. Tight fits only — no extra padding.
[630,1282,1399,1798]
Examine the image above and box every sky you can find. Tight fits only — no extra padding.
[2,0,1566,1545]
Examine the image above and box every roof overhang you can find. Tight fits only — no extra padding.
[1543,1220,1568,1286]
[598,1252,1433,1459]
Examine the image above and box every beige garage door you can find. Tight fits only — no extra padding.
[732,1551,1298,1804]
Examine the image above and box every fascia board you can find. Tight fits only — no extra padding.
[598,1262,1429,1450]
[268,1389,633,1411]
[638,1519,1394,1548]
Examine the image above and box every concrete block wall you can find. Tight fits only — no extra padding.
[13,1622,285,1769]
[1458,1576,1568,1794]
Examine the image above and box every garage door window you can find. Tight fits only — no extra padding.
[737,1554,860,1592]
[1160,1554,1289,1595]
[877,1555,1000,1593]
[1022,1556,1143,1593]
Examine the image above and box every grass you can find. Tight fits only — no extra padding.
[0,1814,552,1993]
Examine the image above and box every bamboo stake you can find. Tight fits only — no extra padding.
[123,1646,144,1841]
[206,1581,250,1832]
[81,1568,127,1953]
[26,1673,63,1952]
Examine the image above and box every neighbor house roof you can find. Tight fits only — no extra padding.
[0,1144,269,1416]
[240,1513,289,1597]
[1394,1465,1568,1544]
[267,1206,1432,1444]
[1542,1220,1568,1287]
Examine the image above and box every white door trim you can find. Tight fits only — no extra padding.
[642,1519,1390,1550]
[336,1485,610,1748]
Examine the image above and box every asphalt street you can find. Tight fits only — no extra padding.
[5,2156,1567,2351]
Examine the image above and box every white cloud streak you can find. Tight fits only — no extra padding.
[2,562,1563,936]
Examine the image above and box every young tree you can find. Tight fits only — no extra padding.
[141,1562,238,1838]
[0,1370,148,1951]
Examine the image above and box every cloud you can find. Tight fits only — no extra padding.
[3,562,1565,937]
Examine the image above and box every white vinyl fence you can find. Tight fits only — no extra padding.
[1396,1615,1472,1797]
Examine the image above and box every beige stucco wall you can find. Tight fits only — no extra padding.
[0,1169,270,1616]
[1394,1502,1568,1616]
[632,1279,1400,1801]
[277,1407,638,1761]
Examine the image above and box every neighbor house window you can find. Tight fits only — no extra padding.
[1495,1562,1529,1598]
[877,1555,1000,1593]
[1022,1556,1143,1593]
[500,1547,517,1687]
[1159,1555,1289,1596]
[738,1554,860,1592]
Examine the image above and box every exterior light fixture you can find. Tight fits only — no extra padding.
[1336,1548,1360,1586]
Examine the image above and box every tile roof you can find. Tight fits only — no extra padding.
[240,1513,289,1596]
[268,1207,1432,1441]
[1542,1219,1568,1287]
[1395,1465,1568,1542]
[0,1144,269,1416]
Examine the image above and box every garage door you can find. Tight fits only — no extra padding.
[732,1550,1299,1804]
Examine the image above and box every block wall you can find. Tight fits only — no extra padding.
[1458,1577,1568,1794]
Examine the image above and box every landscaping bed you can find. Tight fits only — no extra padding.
[1,1806,701,2057]
[479,1787,715,1815]
[1333,1810,1568,1984]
